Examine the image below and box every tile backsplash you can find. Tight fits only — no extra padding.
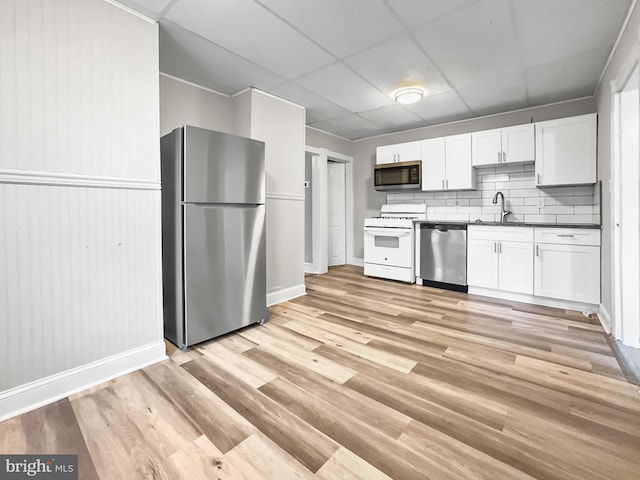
[388,163,600,224]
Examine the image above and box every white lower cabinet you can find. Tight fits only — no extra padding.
[467,227,533,295]
[498,241,534,294]
[468,226,601,305]
[467,239,498,288]
[534,229,600,304]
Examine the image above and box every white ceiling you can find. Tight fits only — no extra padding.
[118,0,633,140]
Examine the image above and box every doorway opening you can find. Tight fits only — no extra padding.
[611,62,640,348]
[304,147,353,275]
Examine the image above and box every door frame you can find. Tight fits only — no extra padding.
[327,161,347,266]
[610,53,640,347]
[304,146,353,274]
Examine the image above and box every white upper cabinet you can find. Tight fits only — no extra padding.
[421,137,446,191]
[446,134,474,190]
[472,123,534,167]
[421,133,475,191]
[376,141,421,164]
[535,113,597,187]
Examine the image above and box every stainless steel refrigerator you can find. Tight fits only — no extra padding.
[161,126,270,348]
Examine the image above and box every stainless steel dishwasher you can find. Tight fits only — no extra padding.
[419,223,468,292]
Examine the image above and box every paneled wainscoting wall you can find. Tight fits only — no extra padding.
[0,0,165,421]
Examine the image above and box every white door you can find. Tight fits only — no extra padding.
[498,241,534,294]
[445,133,473,190]
[328,162,346,266]
[534,243,600,303]
[616,65,640,346]
[467,239,498,289]
[471,128,501,166]
[421,137,446,191]
[535,114,597,186]
[502,124,535,164]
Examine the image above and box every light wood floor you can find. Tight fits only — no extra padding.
[2,265,639,479]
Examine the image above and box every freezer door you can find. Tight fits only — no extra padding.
[183,203,269,346]
[184,126,265,204]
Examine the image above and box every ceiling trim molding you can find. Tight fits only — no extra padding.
[103,0,156,24]
[250,88,305,111]
[595,0,639,96]
[352,96,596,143]
[159,72,230,98]
[306,125,353,143]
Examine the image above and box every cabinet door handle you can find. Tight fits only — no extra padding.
[502,151,506,162]
[537,173,541,184]
[499,242,502,253]
[536,245,539,256]
[558,234,575,238]
[446,179,449,189]
[494,242,497,253]
[498,152,501,163]
[441,179,444,189]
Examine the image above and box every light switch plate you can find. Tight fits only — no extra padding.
[537,198,545,208]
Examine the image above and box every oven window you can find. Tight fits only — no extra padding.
[374,235,399,248]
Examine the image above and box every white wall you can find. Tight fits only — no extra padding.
[595,1,640,332]
[0,0,165,420]
[160,74,235,136]
[248,90,307,305]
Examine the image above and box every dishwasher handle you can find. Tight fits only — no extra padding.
[420,223,467,232]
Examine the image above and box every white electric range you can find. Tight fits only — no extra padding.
[363,203,427,283]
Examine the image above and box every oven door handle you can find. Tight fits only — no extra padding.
[364,228,411,236]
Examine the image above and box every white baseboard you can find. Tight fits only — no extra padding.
[468,287,600,314]
[0,341,167,422]
[348,257,364,267]
[598,303,612,334]
[267,283,306,307]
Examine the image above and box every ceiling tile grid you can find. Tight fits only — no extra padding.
[118,0,634,140]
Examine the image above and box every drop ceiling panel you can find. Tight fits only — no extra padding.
[513,0,631,68]
[159,21,285,95]
[269,82,352,123]
[525,48,610,104]
[414,0,522,89]
[256,0,404,58]
[386,0,481,29]
[296,62,395,113]
[457,70,529,116]
[128,0,636,140]
[406,90,471,124]
[344,35,451,97]
[164,0,334,79]
[310,114,385,140]
[358,104,425,131]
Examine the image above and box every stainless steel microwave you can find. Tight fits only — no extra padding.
[374,160,421,191]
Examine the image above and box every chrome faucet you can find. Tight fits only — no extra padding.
[492,191,511,223]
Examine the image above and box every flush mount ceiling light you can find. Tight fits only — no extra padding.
[394,87,424,105]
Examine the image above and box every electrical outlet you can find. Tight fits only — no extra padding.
[537,198,545,208]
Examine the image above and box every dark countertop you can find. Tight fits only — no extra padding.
[413,220,601,229]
